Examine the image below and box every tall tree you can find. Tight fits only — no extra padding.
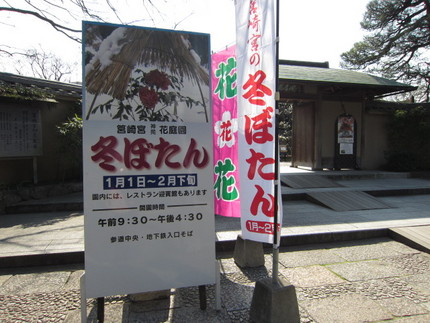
[0,0,159,80]
[0,0,157,45]
[341,0,430,102]
[14,48,76,82]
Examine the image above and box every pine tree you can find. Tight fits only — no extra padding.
[341,0,430,102]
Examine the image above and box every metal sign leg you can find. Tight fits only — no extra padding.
[215,260,221,311]
[97,297,105,322]
[80,274,87,323]
[198,285,207,310]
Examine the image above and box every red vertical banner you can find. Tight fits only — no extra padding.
[212,46,241,217]
[236,0,280,243]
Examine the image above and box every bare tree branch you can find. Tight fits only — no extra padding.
[0,7,82,42]
[105,0,123,24]
[14,47,74,81]
[25,0,79,21]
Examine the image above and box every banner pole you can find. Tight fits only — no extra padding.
[272,0,281,284]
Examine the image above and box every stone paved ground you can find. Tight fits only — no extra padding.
[1,238,430,322]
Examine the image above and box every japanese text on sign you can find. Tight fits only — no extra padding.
[91,136,209,171]
[212,46,241,218]
[103,174,197,189]
[236,0,279,242]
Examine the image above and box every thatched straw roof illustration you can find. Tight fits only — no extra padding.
[85,27,209,101]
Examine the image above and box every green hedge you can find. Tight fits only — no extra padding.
[384,107,430,171]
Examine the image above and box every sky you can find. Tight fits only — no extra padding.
[0,0,370,82]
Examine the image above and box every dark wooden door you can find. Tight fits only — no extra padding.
[292,103,315,167]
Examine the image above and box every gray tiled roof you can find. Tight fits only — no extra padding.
[0,72,82,99]
[279,65,415,92]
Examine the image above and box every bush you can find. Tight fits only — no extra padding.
[56,114,83,180]
[384,107,430,171]
[384,152,419,171]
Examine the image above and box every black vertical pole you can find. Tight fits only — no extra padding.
[97,297,104,322]
[272,0,281,284]
[198,285,207,310]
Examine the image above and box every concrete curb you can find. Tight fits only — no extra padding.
[1,229,389,269]
[5,203,83,214]
[1,251,84,269]
[6,187,430,214]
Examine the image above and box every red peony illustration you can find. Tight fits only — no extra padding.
[144,69,171,90]
[139,86,159,109]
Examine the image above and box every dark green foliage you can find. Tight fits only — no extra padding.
[384,106,430,171]
[56,114,83,180]
[0,82,54,101]
[341,0,430,102]
[278,102,293,160]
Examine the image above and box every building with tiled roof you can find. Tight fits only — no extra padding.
[278,60,417,170]
[0,60,420,186]
[0,72,82,185]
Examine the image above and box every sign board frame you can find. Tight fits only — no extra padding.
[82,21,216,298]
